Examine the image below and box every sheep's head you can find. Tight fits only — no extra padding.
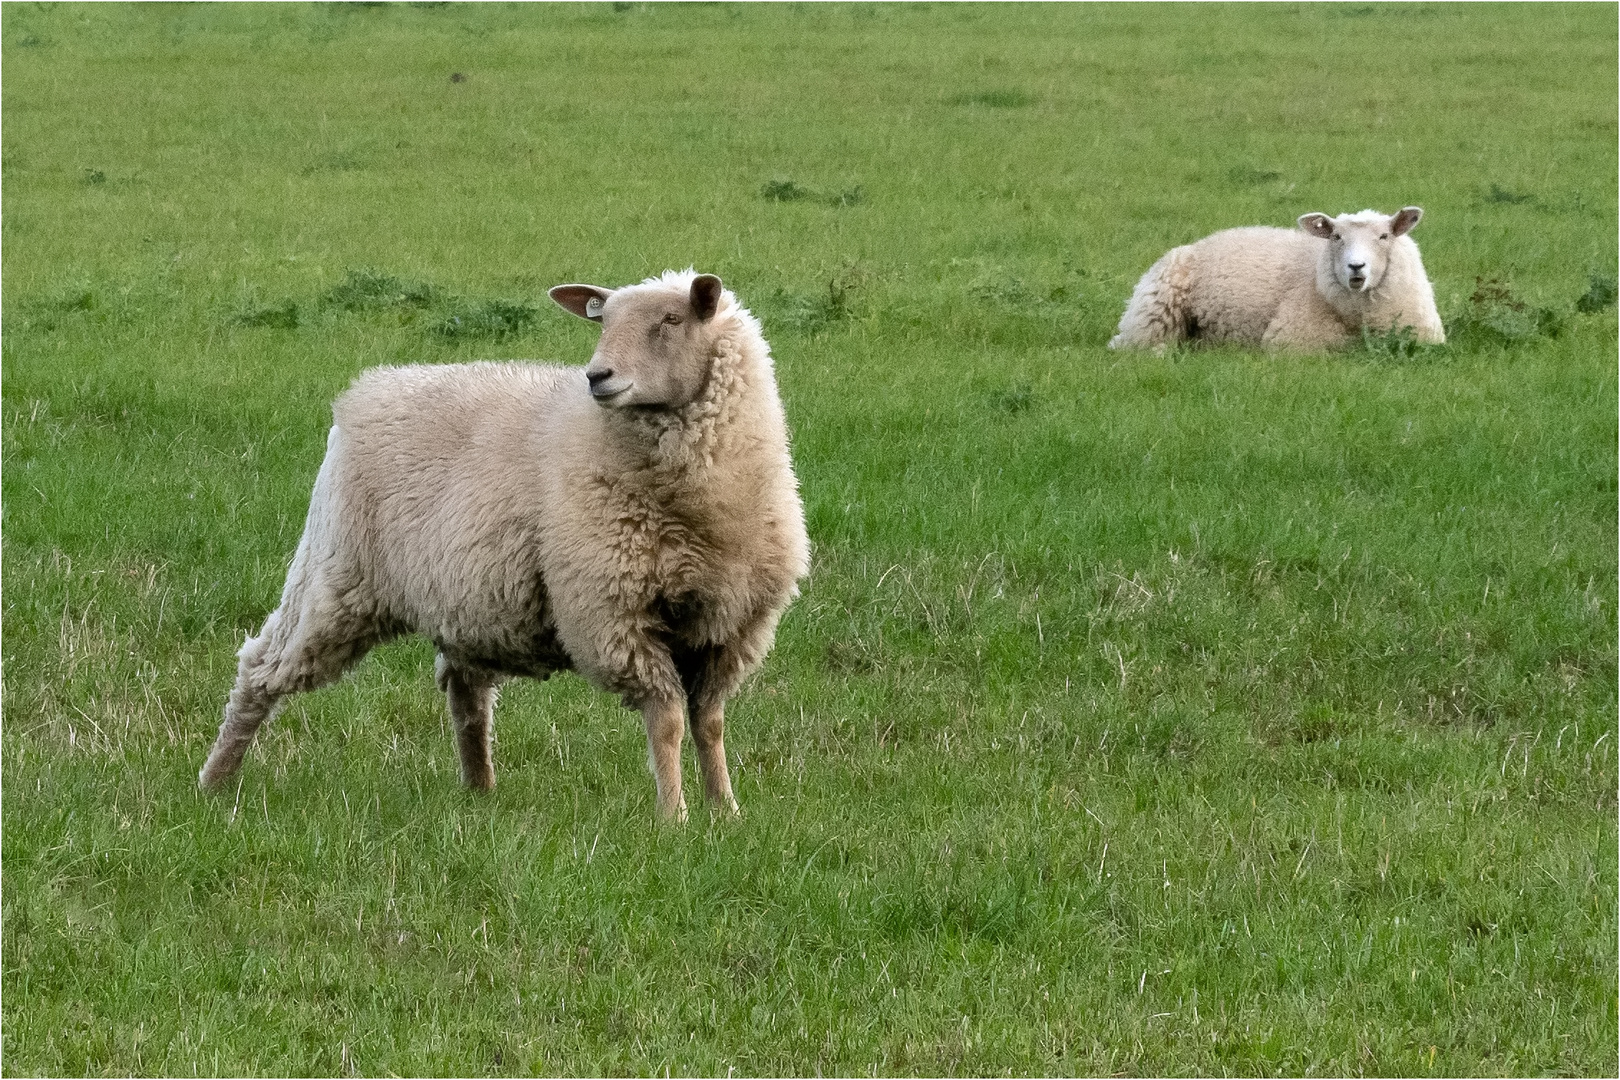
[1298,207,1422,293]
[549,272,727,410]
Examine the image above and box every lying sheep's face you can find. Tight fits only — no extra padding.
[1298,207,1422,293]
[550,274,725,410]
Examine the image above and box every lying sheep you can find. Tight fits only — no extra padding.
[1109,207,1445,351]
[199,270,810,822]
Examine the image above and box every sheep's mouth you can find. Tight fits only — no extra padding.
[1346,274,1368,291]
[590,383,632,405]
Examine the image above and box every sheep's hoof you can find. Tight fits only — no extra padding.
[657,802,689,825]
[197,760,234,791]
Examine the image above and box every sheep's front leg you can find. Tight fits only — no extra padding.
[675,643,750,815]
[690,697,738,814]
[640,695,688,823]
[1263,289,1354,351]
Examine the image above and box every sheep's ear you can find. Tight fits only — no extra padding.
[1298,213,1335,239]
[690,274,723,321]
[1390,206,1423,237]
[549,284,612,322]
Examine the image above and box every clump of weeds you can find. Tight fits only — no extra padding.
[764,264,867,334]
[1357,324,1443,362]
[228,268,544,340]
[1486,183,1535,205]
[320,268,440,311]
[761,177,815,202]
[1574,270,1616,314]
[236,299,301,329]
[760,177,864,207]
[988,380,1037,413]
[1446,277,1565,345]
[948,89,1034,108]
[432,299,538,339]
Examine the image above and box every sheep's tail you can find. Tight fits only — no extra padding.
[1109,246,1194,350]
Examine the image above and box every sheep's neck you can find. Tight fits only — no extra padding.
[618,335,752,475]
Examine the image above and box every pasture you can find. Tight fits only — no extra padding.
[3,3,1616,1074]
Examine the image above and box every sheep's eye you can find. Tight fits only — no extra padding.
[1379,233,1389,240]
[662,313,683,325]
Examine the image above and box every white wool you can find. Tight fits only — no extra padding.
[200,272,810,822]
[1109,207,1446,352]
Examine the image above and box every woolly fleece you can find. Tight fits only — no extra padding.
[1109,208,1445,351]
[200,271,810,821]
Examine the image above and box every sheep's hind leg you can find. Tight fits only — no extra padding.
[436,657,500,791]
[689,698,738,814]
[199,669,281,790]
[200,607,380,790]
[1109,247,1193,351]
[640,694,688,823]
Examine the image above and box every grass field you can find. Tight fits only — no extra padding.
[3,3,1616,1074]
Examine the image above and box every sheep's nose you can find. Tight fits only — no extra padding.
[587,369,613,389]
[1348,262,1366,271]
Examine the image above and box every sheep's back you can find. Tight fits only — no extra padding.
[325,361,580,655]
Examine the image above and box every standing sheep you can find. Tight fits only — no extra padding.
[1108,207,1445,351]
[199,270,810,822]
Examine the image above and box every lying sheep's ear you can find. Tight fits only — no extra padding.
[1297,213,1335,239]
[549,284,613,322]
[690,274,722,321]
[1390,206,1423,237]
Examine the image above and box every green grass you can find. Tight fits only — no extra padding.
[3,3,1616,1074]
